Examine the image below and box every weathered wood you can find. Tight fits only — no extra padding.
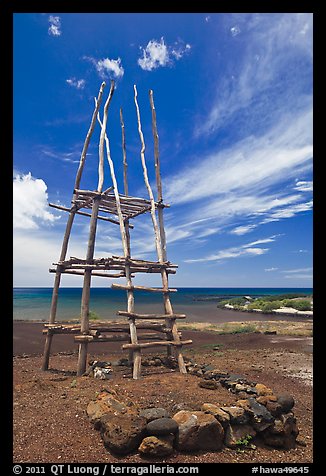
[42,206,76,370]
[122,340,192,350]
[73,186,114,211]
[98,80,115,192]
[97,84,142,379]
[134,84,163,262]
[74,332,167,343]
[44,322,168,333]
[74,81,106,190]
[111,283,177,293]
[120,108,128,197]
[117,311,186,319]
[149,89,167,261]
[48,204,123,226]
[77,196,100,376]
[49,268,126,278]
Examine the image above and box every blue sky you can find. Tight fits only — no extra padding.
[13,13,313,287]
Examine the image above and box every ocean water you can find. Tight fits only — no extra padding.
[13,287,313,322]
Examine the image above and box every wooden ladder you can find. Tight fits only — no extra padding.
[41,81,191,378]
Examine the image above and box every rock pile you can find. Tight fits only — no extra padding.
[86,363,299,456]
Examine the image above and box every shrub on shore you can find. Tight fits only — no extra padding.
[219,294,312,313]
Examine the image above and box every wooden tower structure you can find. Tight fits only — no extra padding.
[41,81,192,378]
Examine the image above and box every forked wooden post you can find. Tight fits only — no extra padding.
[42,81,106,371]
[149,89,187,372]
[120,107,134,365]
[134,86,187,374]
[97,83,141,379]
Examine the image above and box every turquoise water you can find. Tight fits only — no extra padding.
[13,287,313,321]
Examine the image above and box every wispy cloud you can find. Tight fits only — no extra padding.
[163,97,312,241]
[166,108,312,206]
[197,13,312,137]
[48,15,61,37]
[66,78,86,90]
[184,235,277,263]
[279,267,313,280]
[281,267,312,274]
[294,180,313,192]
[138,37,191,71]
[265,267,278,272]
[40,145,81,164]
[231,224,258,235]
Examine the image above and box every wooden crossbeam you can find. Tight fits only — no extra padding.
[48,203,125,227]
[122,340,192,350]
[74,332,168,343]
[117,311,186,319]
[49,268,126,278]
[111,283,177,293]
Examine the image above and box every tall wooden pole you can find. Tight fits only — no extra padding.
[76,196,100,376]
[148,88,186,373]
[97,85,141,379]
[120,107,134,366]
[77,81,115,376]
[42,82,106,371]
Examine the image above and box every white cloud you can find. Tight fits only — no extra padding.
[138,37,169,71]
[261,200,313,223]
[96,57,124,79]
[230,25,241,37]
[166,108,312,206]
[138,37,191,71]
[184,235,277,263]
[13,173,59,230]
[66,78,86,89]
[265,267,278,272]
[231,224,258,235]
[294,180,313,192]
[198,13,312,136]
[281,267,312,274]
[84,56,124,80]
[48,15,61,36]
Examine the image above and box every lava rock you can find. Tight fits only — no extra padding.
[138,435,174,456]
[146,417,179,436]
[198,379,219,390]
[261,412,298,449]
[247,397,274,432]
[101,414,147,455]
[221,406,249,425]
[173,410,224,452]
[201,403,230,429]
[255,383,274,396]
[276,394,295,413]
[139,408,170,423]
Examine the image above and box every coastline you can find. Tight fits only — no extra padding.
[13,301,313,324]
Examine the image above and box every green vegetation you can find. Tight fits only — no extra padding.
[219,293,312,314]
[88,310,100,321]
[282,299,312,311]
[235,434,256,452]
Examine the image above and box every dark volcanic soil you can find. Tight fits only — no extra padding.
[13,324,313,464]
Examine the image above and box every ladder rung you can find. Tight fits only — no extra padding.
[122,340,192,350]
[111,283,177,293]
[117,311,186,319]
